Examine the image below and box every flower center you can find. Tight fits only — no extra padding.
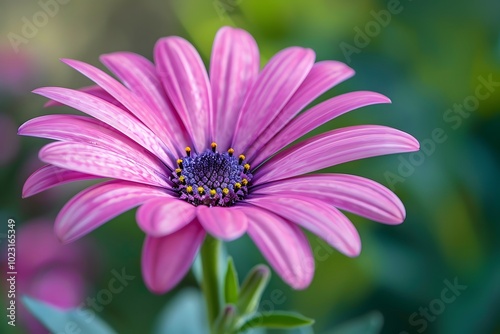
[172,143,252,207]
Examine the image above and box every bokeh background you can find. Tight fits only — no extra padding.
[1,0,499,333]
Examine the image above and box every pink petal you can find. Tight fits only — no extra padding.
[197,206,248,241]
[100,52,191,156]
[39,142,170,187]
[56,180,170,243]
[232,47,315,154]
[246,61,354,159]
[61,58,180,155]
[44,85,124,109]
[254,125,420,184]
[254,173,405,224]
[22,164,97,198]
[154,37,212,153]
[247,195,361,257]
[210,26,259,150]
[242,205,314,289]
[142,221,205,294]
[33,87,173,165]
[252,91,391,167]
[137,198,197,237]
[19,114,166,175]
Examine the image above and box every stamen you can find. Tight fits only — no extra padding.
[171,146,253,207]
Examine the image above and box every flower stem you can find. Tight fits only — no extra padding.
[200,235,222,331]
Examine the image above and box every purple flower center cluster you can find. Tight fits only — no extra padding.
[172,144,252,207]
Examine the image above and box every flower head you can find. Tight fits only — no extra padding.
[172,144,253,207]
[20,26,419,293]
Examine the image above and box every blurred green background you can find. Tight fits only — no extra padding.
[1,0,499,333]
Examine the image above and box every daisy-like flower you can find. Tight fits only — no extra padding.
[20,26,419,293]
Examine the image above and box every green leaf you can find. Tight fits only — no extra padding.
[22,296,116,334]
[236,265,270,315]
[324,311,384,334]
[239,311,314,331]
[153,288,208,334]
[224,257,239,304]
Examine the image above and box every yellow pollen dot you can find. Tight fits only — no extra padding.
[179,176,185,183]
[238,154,246,162]
[211,142,217,152]
[175,168,182,175]
[185,147,191,156]
[242,179,248,186]
[234,183,241,190]
[177,159,183,166]
[244,163,250,172]
[186,186,193,193]
[222,188,229,195]
[227,148,234,156]
[198,186,205,194]
[210,189,216,196]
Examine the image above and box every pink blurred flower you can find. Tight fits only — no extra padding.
[19,26,419,293]
[11,220,93,333]
[0,47,37,95]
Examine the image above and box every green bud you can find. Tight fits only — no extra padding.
[213,304,237,334]
[236,265,270,315]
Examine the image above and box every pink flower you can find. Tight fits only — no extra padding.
[19,26,419,293]
[7,220,93,333]
[0,47,38,95]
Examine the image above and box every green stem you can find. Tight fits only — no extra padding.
[200,235,222,332]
